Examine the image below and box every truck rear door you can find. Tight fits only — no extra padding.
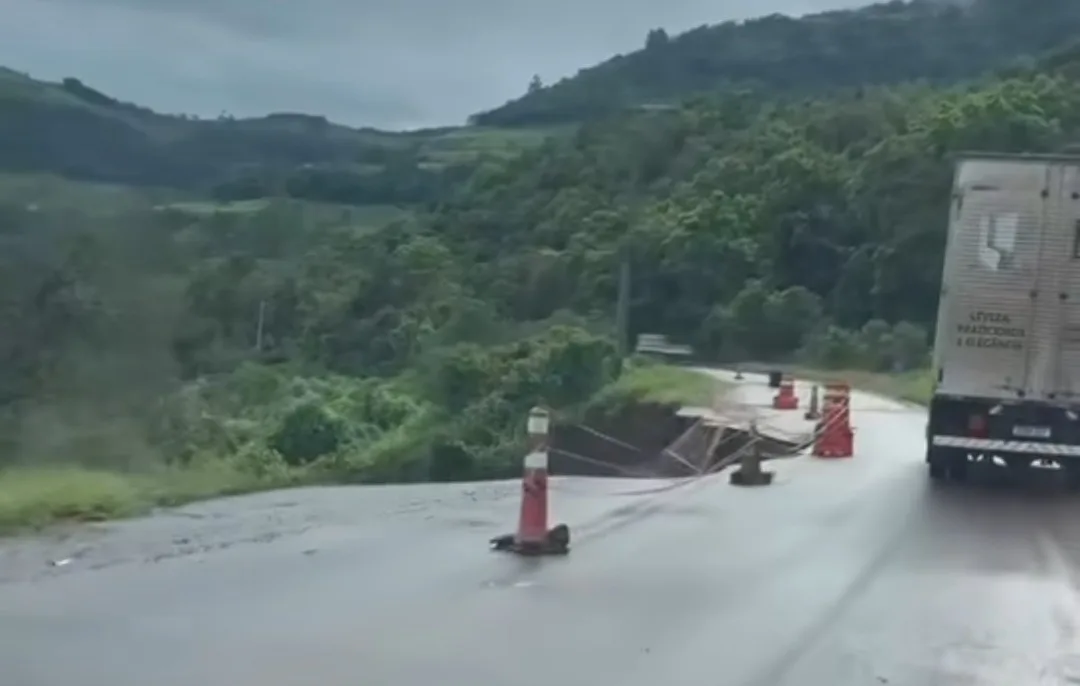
[933,158,1050,400]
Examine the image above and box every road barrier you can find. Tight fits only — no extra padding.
[559,373,856,483]
[829,382,852,427]
[490,373,859,553]
[772,376,798,410]
[812,382,853,458]
[729,422,774,486]
[490,407,570,556]
[552,377,856,497]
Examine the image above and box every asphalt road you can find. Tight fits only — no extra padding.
[5,371,1080,685]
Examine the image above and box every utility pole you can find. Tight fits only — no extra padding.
[615,244,631,358]
[255,300,266,352]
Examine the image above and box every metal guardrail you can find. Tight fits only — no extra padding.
[635,333,691,358]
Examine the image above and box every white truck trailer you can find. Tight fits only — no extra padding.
[927,152,1080,481]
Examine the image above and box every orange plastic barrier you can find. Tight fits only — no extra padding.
[813,382,853,458]
[773,376,798,410]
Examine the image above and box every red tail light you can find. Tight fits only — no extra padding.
[968,414,988,437]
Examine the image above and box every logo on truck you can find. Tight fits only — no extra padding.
[955,310,1025,351]
[979,213,1018,272]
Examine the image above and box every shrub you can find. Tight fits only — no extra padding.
[270,401,347,465]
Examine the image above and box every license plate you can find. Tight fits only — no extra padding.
[1013,425,1051,439]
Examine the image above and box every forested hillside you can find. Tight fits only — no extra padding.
[473,0,1080,126]
[3,0,1080,526]
[444,58,1080,363]
[0,67,553,206]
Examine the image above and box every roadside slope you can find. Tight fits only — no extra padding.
[21,371,1080,685]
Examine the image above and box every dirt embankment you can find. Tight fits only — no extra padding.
[550,401,802,478]
[550,403,694,477]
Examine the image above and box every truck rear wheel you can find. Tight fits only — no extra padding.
[948,455,969,482]
[927,445,948,481]
[928,461,947,480]
[927,446,967,482]
[1062,462,1080,489]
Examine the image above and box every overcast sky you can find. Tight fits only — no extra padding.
[0,0,864,130]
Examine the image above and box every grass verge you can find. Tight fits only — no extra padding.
[0,463,296,535]
[586,362,723,415]
[0,362,724,535]
[789,367,933,406]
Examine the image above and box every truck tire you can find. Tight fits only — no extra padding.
[928,460,947,480]
[926,445,948,481]
[1062,463,1080,490]
[927,445,967,482]
[948,455,969,482]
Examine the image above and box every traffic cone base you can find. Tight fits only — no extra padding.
[812,430,853,458]
[490,524,570,556]
[490,443,571,556]
[729,442,774,486]
[774,396,798,410]
[730,469,774,486]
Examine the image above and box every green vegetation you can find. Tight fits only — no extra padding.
[0,67,557,206]
[586,362,719,415]
[2,0,1079,530]
[473,0,1080,126]
[793,368,935,406]
[0,463,282,534]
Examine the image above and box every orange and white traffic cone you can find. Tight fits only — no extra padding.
[830,383,852,432]
[490,407,570,555]
[773,376,799,410]
[813,387,834,436]
[813,383,853,458]
[515,449,550,547]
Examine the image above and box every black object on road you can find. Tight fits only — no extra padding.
[490,525,570,556]
[730,426,774,487]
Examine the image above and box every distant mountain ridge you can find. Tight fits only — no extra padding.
[2,0,1079,201]
[0,67,548,205]
[470,0,1080,127]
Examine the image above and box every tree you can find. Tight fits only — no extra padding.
[8,0,1080,487]
[645,28,669,50]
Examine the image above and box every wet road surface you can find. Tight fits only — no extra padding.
[5,371,1080,685]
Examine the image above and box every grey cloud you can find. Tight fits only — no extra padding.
[0,0,861,130]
